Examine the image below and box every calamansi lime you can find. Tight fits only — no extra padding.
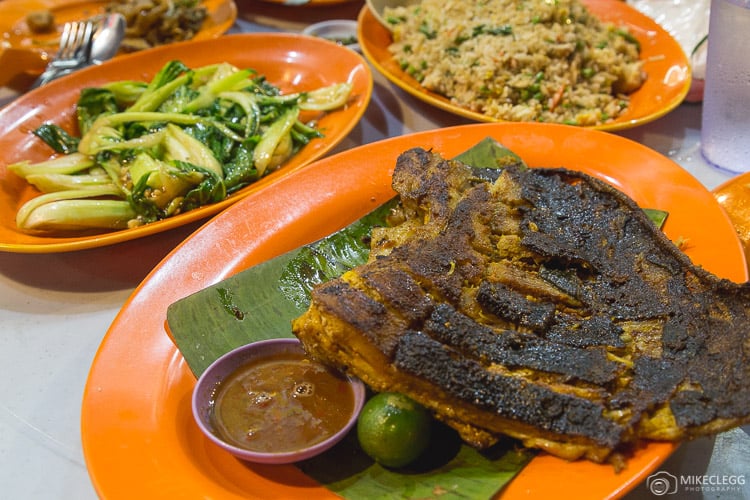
[356,392,432,468]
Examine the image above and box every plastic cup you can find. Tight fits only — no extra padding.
[700,0,750,174]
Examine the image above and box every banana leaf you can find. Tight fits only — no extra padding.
[644,208,669,229]
[297,421,533,500]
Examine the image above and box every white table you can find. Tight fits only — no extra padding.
[1,2,748,498]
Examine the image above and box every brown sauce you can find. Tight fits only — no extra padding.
[210,351,355,453]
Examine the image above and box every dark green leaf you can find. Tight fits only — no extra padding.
[150,60,192,90]
[76,87,120,135]
[32,124,81,154]
[298,420,535,500]
[453,136,526,170]
[644,208,669,229]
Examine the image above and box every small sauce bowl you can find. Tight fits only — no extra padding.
[302,20,360,53]
[192,338,365,464]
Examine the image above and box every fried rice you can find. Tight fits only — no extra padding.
[385,0,645,125]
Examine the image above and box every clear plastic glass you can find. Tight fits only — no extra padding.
[700,0,750,173]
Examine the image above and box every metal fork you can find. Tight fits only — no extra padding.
[30,20,95,88]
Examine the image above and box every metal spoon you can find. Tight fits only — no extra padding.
[366,0,420,31]
[89,13,126,66]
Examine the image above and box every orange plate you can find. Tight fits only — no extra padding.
[0,33,372,253]
[358,0,691,131]
[81,123,747,500]
[0,0,237,53]
[714,172,750,272]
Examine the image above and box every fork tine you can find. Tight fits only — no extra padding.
[67,23,84,59]
[56,22,76,58]
[69,22,87,59]
[60,21,87,60]
[58,22,80,60]
[76,21,95,61]
[30,19,96,88]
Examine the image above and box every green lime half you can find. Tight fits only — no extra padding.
[356,392,432,468]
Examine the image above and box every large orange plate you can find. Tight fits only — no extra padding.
[81,123,747,499]
[0,33,372,253]
[0,0,237,53]
[358,0,691,131]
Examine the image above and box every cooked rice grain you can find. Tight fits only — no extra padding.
[386,0,644,125]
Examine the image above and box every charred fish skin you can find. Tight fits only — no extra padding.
[292,147,750,464]
[510,165,750,435]
[392,327,624,448]
[423,303,620,387]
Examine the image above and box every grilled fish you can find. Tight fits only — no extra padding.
[292,147,750,466]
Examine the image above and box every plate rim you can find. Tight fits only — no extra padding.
[713,170,750,273]
[357,0,691,131]
[81,122,748,500]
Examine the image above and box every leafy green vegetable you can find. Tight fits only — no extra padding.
[16,192,135,231]
[33,124,81,154]
[8,60,352,233]
[9,153,95,178]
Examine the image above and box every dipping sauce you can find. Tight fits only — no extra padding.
[209,351,356,454]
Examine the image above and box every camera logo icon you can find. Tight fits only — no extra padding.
[647,471,678,496]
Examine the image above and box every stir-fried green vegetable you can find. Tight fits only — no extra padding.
[9,60,353,232]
